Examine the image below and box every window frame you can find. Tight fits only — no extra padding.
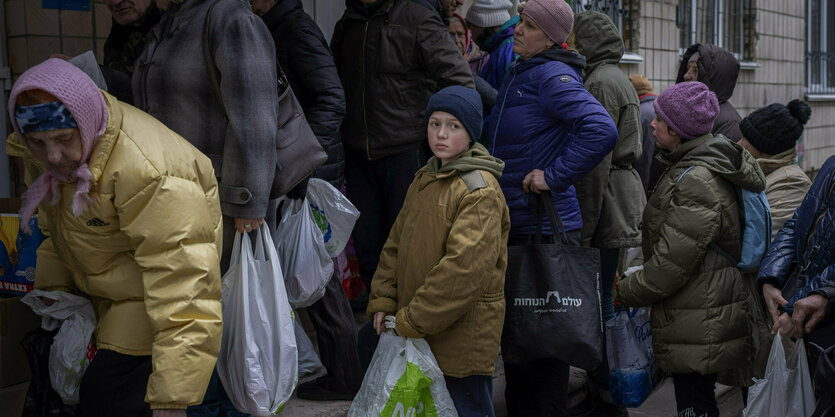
[806,0,835,96]
[572,0,640,56]
[678,0,755,63]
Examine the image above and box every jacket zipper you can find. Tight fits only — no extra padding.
[362,20,370,160]
[490,66,518,155]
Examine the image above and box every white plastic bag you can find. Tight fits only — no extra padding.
[306,178,360,257]
[217,225,298,416]
[275,197,333,308]
[347,317,458,417]
[294,315,326,380]
[21,289,96,405]
[743,332,815,417]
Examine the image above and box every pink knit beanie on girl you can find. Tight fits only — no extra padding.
[653,81,719,140]
[8,58,108,231]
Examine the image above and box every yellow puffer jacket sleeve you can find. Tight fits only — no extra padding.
[6,134,75,292]
[115,151,222,409]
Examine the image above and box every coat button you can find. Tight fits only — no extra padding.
[240,192,249,201]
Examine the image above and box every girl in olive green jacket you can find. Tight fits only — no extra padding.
[618,81,766,417]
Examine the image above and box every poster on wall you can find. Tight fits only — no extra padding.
[41,0,90,11]
[0,214,45,295]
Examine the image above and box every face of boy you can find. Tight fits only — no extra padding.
[427,111,471,166]
[651,116,681,152]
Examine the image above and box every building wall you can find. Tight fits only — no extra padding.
[4,0,111,79]
[620,0,833,171]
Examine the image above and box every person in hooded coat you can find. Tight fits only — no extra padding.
[676,43,743,141]
[617,81,766,417]
[571,10,645,414]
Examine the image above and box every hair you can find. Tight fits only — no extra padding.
[15,89,59,106]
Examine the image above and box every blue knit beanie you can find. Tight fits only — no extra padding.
[425,86,483,143]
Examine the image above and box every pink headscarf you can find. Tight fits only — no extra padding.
[8,58,108,232]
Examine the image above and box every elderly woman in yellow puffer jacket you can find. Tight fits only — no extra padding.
[6,58,222,417]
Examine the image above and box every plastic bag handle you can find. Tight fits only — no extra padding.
[227,231,244,270]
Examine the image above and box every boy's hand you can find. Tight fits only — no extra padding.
[522,169,550,194]
[762,283,788,324]
[373,312,386,335]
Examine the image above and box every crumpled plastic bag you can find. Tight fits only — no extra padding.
[275,197,333,308]
[743,332,815,417]
[606,307,663,407]
[21,290,96,405]
[348,317,458,417]
[306,178,360,258]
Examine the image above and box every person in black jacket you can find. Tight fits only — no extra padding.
[251,0,361,402]
[102,0,161,103]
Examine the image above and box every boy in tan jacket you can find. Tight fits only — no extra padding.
[358,86,510,417]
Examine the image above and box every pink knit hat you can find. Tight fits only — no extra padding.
[8,58,108,231]
[653,81,719,140]
[521,0,574,45]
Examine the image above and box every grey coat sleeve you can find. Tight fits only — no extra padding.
[214,13,279,219]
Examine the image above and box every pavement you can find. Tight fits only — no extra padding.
[277,360,745,417]
[278,312,744,417]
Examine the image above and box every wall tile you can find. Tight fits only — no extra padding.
[24,0,59,36]
[61,10,92,36]
[95,3,111,38]
[27,36,60,68]
[61,37,95,57]
[7,37,29,74]
[5,0,26,37]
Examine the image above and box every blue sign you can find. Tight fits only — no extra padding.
[42,0,90,11]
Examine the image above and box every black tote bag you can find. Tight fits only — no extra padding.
[501,191,604,370]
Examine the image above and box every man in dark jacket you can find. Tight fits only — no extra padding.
[102,0,161,103]
[676,44,743,141]
[250,0,362,401]
[331,0,474,294]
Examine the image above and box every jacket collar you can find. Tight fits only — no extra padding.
[86,91,123,188]
[657,133,713,166]
[514,46,586,74]
[261,0,303,30]
[344,0,392,19]
[483,15,518,52]
[152,0,209,43]
[757,148,798,176]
